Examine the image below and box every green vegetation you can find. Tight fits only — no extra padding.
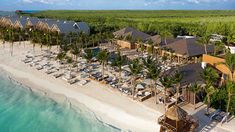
[29,10,235,36]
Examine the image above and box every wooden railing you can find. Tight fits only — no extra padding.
[158,115,177,132]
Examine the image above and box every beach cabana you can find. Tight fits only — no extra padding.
[158,105,198,132]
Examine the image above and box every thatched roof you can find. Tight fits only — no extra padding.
[113,27,151,41]
[164,63,221,86]
[164,63,204,86]
[1,16,90,35]
[165,105,188,121]
[146,35,161,44]
[162,38,214,57]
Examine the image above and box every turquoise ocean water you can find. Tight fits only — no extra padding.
[0,73,120,132]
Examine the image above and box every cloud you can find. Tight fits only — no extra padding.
[21,0,70,4]
[144,0,230,6]
[15,0,234,10]
[187,0,228,4]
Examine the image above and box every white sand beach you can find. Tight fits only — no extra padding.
[0,41,162,132]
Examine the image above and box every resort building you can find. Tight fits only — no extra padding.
[202,54,235,81]
[0,16,90,35]
[113,27,215,64]
[113,27,151,49]
[164,63,221,106]
[160,38,214,63]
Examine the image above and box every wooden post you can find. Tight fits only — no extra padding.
[176,120,178,132]
[178,56,180,63]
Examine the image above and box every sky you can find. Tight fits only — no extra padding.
[0,0,235,11]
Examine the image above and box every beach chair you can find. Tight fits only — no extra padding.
[77,80,88,86]
[36,65,43,70]
[46,69,56,74]
[68,79,79,85]
[53,73,64,78]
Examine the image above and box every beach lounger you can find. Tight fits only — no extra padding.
[24,59,32,63]
[26,55,33,58]
[46,69,56,74]
[29,62,39,67]
[77,80,88,86]
[36,65,43,70]
[139,91,151,102]
[53,73,64,78]
[68,79,79,85]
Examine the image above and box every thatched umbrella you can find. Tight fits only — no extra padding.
[165,105,188,131]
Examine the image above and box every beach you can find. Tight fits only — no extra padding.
[0,41,161,132]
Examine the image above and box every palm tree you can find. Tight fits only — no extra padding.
[189,83,201,110]
[66,56,73,77]
[112,50,125,85]
[8,28,14,56]
[143,55,155,69]
[226,33,235,46]
[16,28,23,46]
[91,35,97,47]
[143,56,157,95]
[84,49,93,65]
[197,34,211,54]
[201,67,220,86]
[56,52,66,62]
[160,30,172,45]
[160,76,173,112]
[205,85,216,115]
[147,63,161,104]
[201,67,219,115]
[129,58,143,99]
[225,81,235,120]
[71,43,80,71]
[97,49,109,77]
[222,53,235,81]
[172,71,183,104]
[214,41,225,55]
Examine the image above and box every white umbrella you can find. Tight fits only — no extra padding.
[136,84,145,90]
[121,83,129,88]
[143,79,152,85]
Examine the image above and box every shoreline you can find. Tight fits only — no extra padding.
[0,43,160,132]
[3,70,122,131]
[0,67,129,131]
